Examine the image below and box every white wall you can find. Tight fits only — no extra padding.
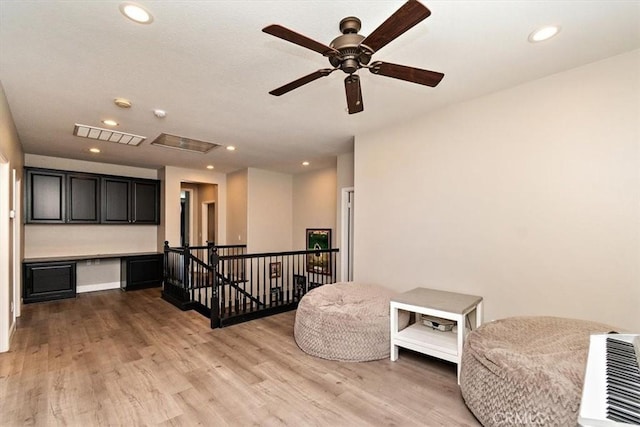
[292,166,337,250]
[247,168,292,253]
[355,50,640,331]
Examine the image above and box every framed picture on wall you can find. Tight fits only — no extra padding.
[293,274,307,298]
[269,261,281,279]
[306,228,331,275]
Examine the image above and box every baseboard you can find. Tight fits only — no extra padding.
[77,281,120,293]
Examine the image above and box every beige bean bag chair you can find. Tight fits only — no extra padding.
[460,316,617,426]
[294,282,409,362]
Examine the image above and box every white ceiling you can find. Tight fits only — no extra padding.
[1,1,639,174]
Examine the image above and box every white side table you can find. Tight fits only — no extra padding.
[390,287,483,384]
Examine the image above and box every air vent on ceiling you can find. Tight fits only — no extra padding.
[150,133,220,154]
[73,124,146,146]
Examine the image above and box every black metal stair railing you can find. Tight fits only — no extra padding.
[161,241,339,328]
[162,241,247,313]
[210,248,339,328]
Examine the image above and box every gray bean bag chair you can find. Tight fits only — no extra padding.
[460,316,617,426]
[294,282,410,362]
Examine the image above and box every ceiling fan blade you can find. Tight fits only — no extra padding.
[263,24,339,57]
[269,69,334,96]
[369,61,444,87]
[344,75,364,114]
[360,0,431,53]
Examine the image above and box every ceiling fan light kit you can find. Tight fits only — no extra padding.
[263,0,444,114]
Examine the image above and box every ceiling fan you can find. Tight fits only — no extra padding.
[262,0,444,114]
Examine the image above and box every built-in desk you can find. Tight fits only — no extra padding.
[23,252,163,303]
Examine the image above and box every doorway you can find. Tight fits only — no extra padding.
[180,183,217,247]
[180,190,191,246]
[201,201,216,245]
[341,187,354,282]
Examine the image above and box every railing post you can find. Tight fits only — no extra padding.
[183,243,191,291]
[163,241,169,288]
[209,246,221,328]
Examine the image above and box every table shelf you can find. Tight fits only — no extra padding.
[396,323,458,356]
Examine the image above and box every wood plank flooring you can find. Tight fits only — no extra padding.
[0,289,480,426]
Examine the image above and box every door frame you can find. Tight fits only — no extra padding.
[201,200,215,245]
[340,187,354,282]
[0,154,10,351]
[12,169,20,321]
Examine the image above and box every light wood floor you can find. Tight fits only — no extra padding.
[0,289,480,426]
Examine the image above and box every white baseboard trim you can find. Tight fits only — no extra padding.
[77,281,121,293]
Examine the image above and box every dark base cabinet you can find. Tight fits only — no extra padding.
[23,262,77,303]
[121,254,163,290]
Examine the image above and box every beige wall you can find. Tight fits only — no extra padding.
[226,169,248,245]
[0,81,24,352]
[24,154,159,258]
[247,168,292,253]
[293,166,338,250]
[354,50,640,331]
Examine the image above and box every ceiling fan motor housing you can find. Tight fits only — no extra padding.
[329,16,375,73]
[339,16,361,34]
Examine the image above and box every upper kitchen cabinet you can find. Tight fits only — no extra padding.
[25,169,66,223]
[25,167,160,225]
[101,177,131,223]
[131,180,160,224]
[102,177,160,224]
[67,173,100,223]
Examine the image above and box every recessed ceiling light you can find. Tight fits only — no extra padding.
[302,161,310,166]
[102,119,118,127]
[226,146,236,151]
[119,2,153,24]
[153,109,166,118]
[528,25,560,43]
[206,165,214,170]
[89,148,101,153]
[114,98,132,108]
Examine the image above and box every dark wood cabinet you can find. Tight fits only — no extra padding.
[102,177,131,223]
[25,167,160,225]
[102,177,160,224]
[23,261,76,303]
[132,180,160,224]
[121,254,163,290]
[67,173,100,223]
[25,169,66,223]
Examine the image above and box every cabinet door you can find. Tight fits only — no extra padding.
[122,254,163,290]
[26,169,66,223]
[132,180,159,224]
[67,173,100,223]
[102,177,130,223]
[23,262,76,303]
